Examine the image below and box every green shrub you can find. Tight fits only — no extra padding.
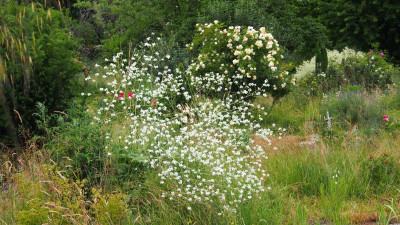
[188,21,294,100]
[74,0,203,57]
[334,52,393,90]
[73,21,101,57]
[295,47,364,81]
[132,34,193,75]
[306,0,400,63]
[71,1,103,57]
[0,0,80,144]
[41,103,107,185]
[32,102,107,185]
[298,49,399,94]
[197,0,329,66]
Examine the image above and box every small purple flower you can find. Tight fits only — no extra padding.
[1,182,17,191]
[2,183,9,191]
[368,50,373,55]
[379,52,385,57]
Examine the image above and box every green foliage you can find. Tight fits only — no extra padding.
[4,1,400,224]
[71,0,105,57]
[91,188,130,224]
[73,0,204,57]
[198,0,329,65]
[319,179,349,224]
[320,90,385,130]
[72,21,101,57]
[10,163,89,224]
[18,0,75,9]
[75,0,162,56]
[256,94,306,134]
[270,150,330,196]
[0,0,80,143]
[133,34,193,76]
[238,188,287,224]
[300,51,398,94]
[39,102,107,185]
[391,85,400,110]
[16,199,49,225]
[71,0,330,64]
[379,199,400,225]
[315,45,328,74]
[188,22,294,100]
[306,0,400,63]
[360,153,400,193]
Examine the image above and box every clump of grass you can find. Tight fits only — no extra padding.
[258,93,314,134]
[0,153,91,224]
[267,149,330,196]
[360,153,400,194]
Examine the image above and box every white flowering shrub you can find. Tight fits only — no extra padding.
[187,21,294,100]
[296,47,397,93]
[85,35,284,213]
[294,47,364,80]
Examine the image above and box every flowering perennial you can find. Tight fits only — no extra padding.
[86,34,284,212]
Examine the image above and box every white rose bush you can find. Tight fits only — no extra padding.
[188,21,295,100]
[84,23,289,213]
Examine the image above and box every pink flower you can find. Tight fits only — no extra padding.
[118,92,124,100]
[379,52,385,57]
[128,92,134,99]
[382,115,389,121]
[152,99,157,106]
[368,50,373,55]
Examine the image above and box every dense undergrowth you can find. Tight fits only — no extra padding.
[2,91,400,224]
[2,0,400,224]
[2,36,400,224]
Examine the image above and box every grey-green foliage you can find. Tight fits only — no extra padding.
[320,90,384,129]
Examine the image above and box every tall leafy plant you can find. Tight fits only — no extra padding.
[0,0,79,146]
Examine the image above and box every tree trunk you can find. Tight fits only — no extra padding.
[0,81,20,148]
